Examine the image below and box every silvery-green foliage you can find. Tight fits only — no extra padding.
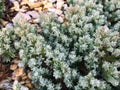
[75,72,111,90]
[67,0,120,32]
[0,27,16,62]
[102,61,120,86]
[0,0,120,90]
[32,0,119,89]
[103,0,120,31]
[0,18,44,62]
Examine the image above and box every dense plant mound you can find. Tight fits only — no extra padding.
[0,0,120,90]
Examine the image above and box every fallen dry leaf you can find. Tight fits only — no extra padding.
[20,6,29,12]
[11,1,20,11]
[34,7,42,12]
[12,75,21,81]
[25,80,31,84]
[21,73,27,77]
[27,72,32,80]
[20,81,25,85]
[10,64,18,70]
[22,0,29,4]
[22,75,28,80]
[21,2,43,8]
[1,20,8,27]
[44,2,53,10]
[25,83,33,88]
[13,68,24,77]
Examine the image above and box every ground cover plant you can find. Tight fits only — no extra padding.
[0,0,120,90]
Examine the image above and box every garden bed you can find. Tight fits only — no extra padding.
[0,0,120,90]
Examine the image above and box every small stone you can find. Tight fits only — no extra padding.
[48,8,62,15]
[58,16,64,23]
[26,11,40,19]
[55,9,63,15]
[0,80,13,90]
[10,0,15,3]
[63,4,68,10]
[13,12,31,22]
[18,61,24,68]
[21,85,29,90]
[29,0,37,2]
[6,23,13,28]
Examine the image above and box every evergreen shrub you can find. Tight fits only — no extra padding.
[0,0,120,90]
